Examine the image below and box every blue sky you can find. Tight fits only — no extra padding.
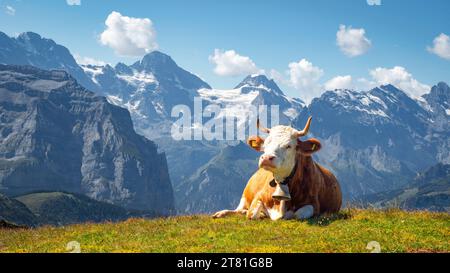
[0,0,449,101]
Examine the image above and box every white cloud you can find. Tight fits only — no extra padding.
[269,69,286,85]
[287,59,324,103]
[5,5,15,16]
[74,53,107,66]
[369,66,430,97]
[66,0,81,5]
[324,75,353,90]
[354,77,377,90]
[100,11,158,57]
[209,49,262,77]
[427,33,450,60]
[336,25,372,57]
[367,0,381,6]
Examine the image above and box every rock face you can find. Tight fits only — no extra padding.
[422,82,450,164]
[0,65,174,213]
[175,142,259,214]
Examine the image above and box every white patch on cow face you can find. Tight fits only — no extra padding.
[259,125,298,181]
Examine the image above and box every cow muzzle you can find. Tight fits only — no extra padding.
[260,154,276,169]
[272,183,291,201]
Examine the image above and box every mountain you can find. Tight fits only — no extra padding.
[0,31,97,92]
[363,163,450,212]
[0,64,174,213]
[422,82,450,132]
[82,51,211,135]
[235,74,305,118]
[421,82,450,163]
[0,193,38,227]
[415,162,450,184]
[197,74,304,127]
[175,142,259,214]
[293,83,449,200]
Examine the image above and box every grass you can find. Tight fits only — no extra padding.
[0,209,448,253]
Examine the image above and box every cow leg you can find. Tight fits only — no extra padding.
[247,199,267,220]
[294,205,314,220]
[212,197,248,218]
[212,209,246,218]
[267,200,287,221]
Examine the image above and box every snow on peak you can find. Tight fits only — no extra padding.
[322,88,390,118]
[197,87,261,128]
[234,74,284,95]
[81,64,104,85]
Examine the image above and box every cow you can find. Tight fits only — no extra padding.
[212,117,342,220]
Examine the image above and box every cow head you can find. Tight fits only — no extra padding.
[247,117,321,201]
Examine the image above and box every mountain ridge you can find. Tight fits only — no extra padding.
[0,31,98,92]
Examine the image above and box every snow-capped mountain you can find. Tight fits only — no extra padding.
[197,74,304,130]
[84,57,303,139]
[82,51,211,139]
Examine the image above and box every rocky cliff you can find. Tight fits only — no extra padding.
[0,65,174,213]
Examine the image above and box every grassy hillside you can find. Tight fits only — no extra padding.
[0,192,159,227]
[15,192,131,226]
[0,194,38,227]
[362,163,450,212]
[0,209,448,253]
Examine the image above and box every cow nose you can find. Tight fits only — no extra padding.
[260,155,276,168]
[262,155,275,162]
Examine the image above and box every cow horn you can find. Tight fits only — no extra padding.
[295,116,312,137]
[257,118,270,134]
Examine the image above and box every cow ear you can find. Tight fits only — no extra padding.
[247,135,264,151]
[297,138,321,155]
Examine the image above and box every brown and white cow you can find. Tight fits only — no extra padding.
[212,117,342,220]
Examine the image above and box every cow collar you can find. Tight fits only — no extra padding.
[269,160,298,188]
